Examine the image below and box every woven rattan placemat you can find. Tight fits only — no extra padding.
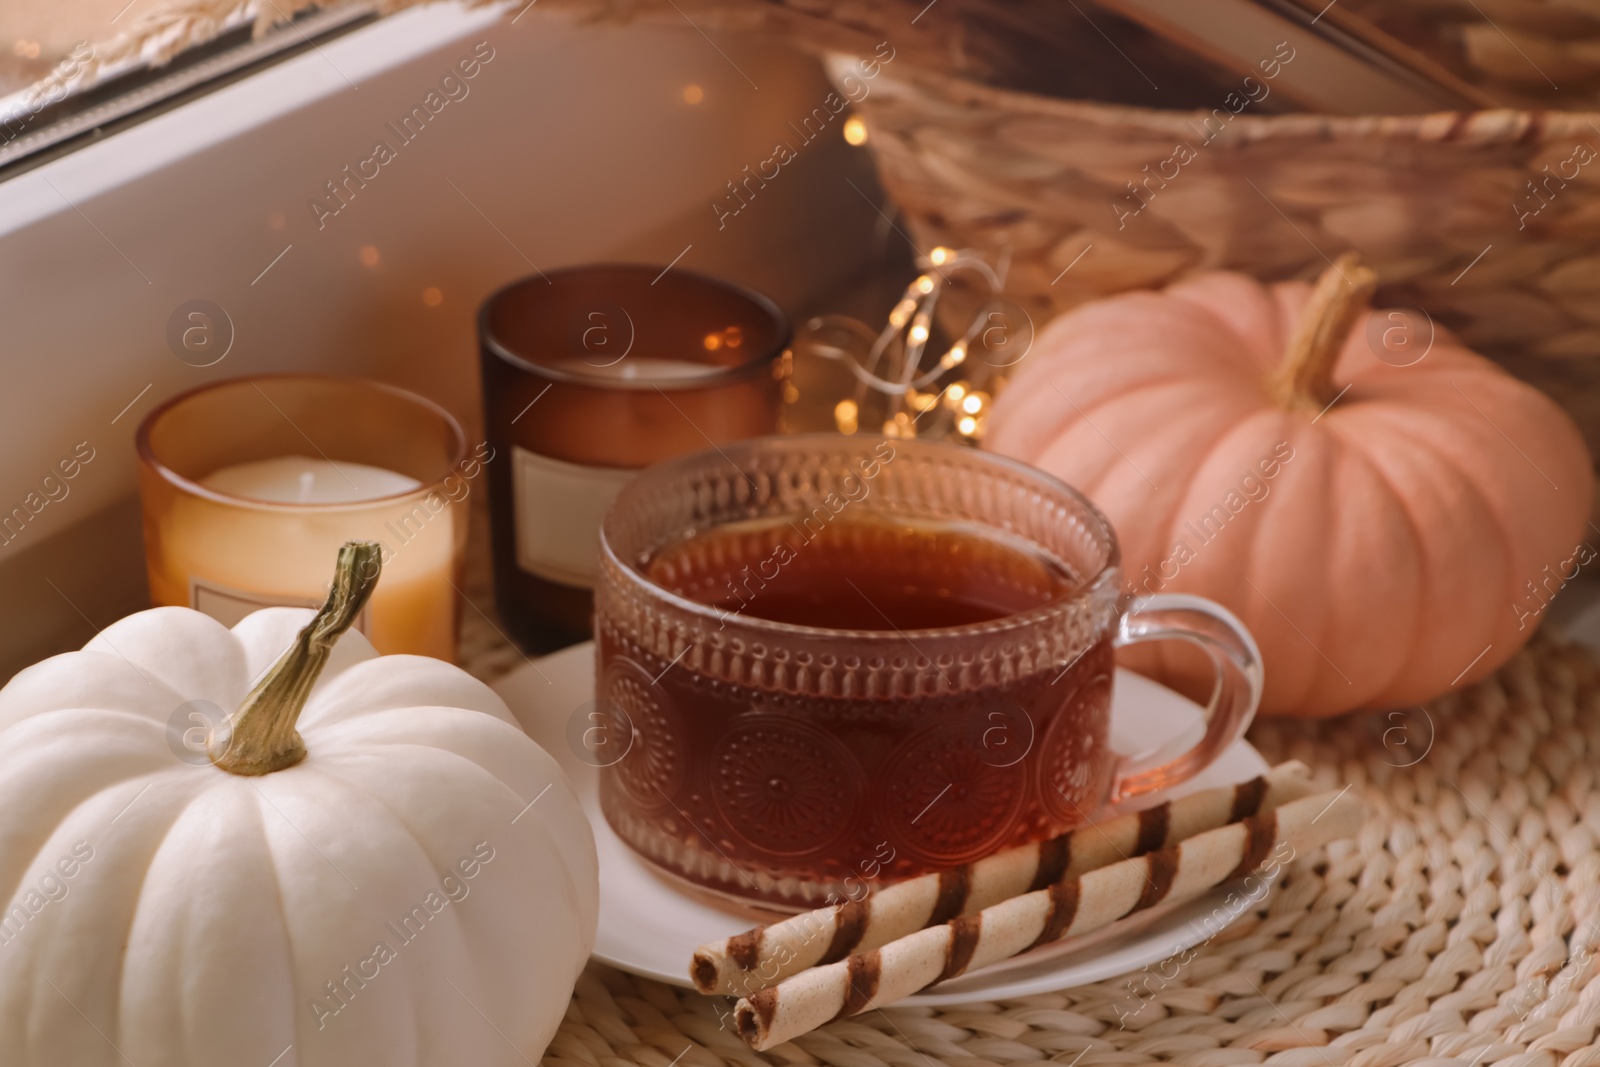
[458,558,1600,1067]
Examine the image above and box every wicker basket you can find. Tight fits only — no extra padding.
[829,55,1600,458]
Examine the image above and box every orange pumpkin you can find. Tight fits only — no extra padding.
[986,255,1593,717]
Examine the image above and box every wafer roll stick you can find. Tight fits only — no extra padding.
[733,787,1361,1051]
[692,761,1314,995]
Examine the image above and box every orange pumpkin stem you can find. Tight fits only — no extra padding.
[1268,252,1379,414]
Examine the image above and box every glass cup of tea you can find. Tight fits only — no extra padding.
[593,435,1262,908]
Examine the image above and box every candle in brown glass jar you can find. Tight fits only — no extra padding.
[479,265,790,651]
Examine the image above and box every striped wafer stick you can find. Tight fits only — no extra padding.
[733,787,1361,1051]
[691,760,1314,995]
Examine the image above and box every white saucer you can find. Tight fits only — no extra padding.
[494,642,1270,1006]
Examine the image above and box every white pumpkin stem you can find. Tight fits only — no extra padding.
[1268,252,1379,414]
[209,541,382,776]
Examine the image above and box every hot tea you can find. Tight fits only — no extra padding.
[593,435,1261,910]
[645,516,1076,630]
[596,515,1115,907]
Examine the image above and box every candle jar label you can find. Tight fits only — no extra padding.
[190,575,372,634]
[512,446,636,589]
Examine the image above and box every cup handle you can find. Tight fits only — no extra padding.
[1109,593,1263,803]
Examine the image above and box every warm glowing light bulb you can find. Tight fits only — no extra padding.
[929,247,953,266]
[843,115,868,145]
[703,333,722,351]
[915,275,935,295]
[962,393,983,414]
[941,342,967,368]
[958,416,978,435]
[887,298,916,329]
[909,323,929,344]
[422,287,443,307]
[683,84,704,105]
[883,411,914,438]
[835,398,859,434]
[945,382,968,407]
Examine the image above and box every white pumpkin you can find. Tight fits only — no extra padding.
[0,543,596,1067]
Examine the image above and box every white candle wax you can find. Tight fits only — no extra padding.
[551,357,716,381]
[201,456,422,503]
[159,455,457,659]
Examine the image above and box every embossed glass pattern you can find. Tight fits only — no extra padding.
[594,436,1261,908]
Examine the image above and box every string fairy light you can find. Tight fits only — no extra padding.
[799,246,1017,442]
[834,398,859,434]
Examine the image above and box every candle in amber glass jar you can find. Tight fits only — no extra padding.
[479,264,789,651]
[136,376,469,660]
